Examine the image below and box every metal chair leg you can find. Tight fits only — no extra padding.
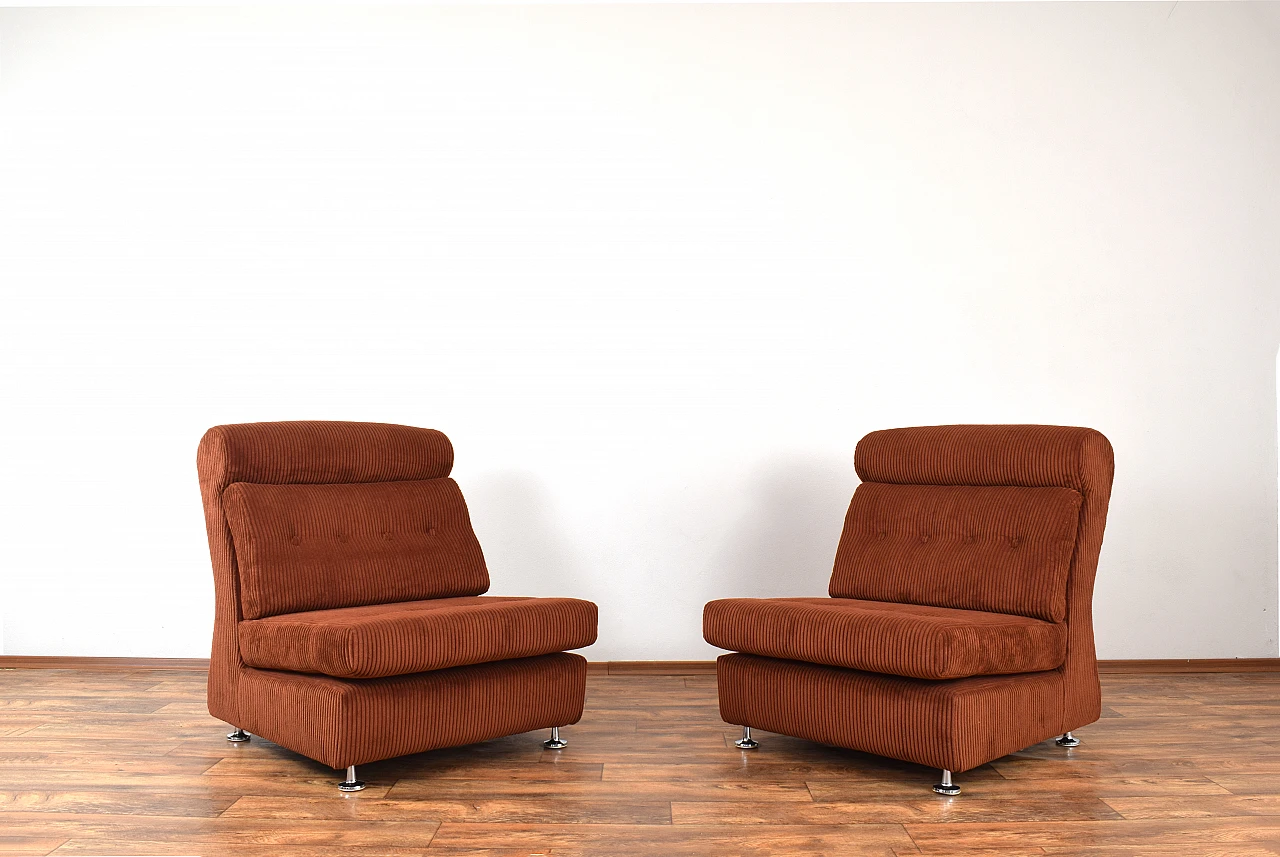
[1056,731,1081,747]
[734,726,759,749]
[542,726,568,750]
[337,765,365,792]
[932,769,961,796]
[225,728,250,742]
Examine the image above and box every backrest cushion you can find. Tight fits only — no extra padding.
[223,478,489,620]
[829,482,1082,622]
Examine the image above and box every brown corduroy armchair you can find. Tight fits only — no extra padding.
[703,425,1113,795]
[198,421,598,791]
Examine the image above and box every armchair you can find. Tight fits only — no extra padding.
[197,421,597,790]
[704,425,1113,794]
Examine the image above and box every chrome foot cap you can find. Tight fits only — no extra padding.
[226,729,250,743]
[1056,734,1081,748]
[933,782,961,796]
[543,738,569,750]
[338,780,366,792]
[734,737,760,749]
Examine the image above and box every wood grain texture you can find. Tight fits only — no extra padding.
[0,669,1277,855]
[0,658,213,671]
[1097,659,1280,674]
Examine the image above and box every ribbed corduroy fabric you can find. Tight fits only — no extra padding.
[854,425,1111,494]
[239,596,599,679]
[201,421,455,488]
[238,653,587,769]
[199,422,453,726]
[196,421,596,771]
[855,425,1114,731]
[703,597,1065,680]
[707,425,1113,774]
[717,653,1063,773]
[224,479,490,620]
[829,483,1081,622]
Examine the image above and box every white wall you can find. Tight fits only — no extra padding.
[1,3,1277,661]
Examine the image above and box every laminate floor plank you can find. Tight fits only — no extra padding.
[1101,794,1280,818]
[0,698,175,714]
[0,839,67,856]
[0,669,1276,856]
[0,812,441,847]
[670,796,1123,824]
[0,739,190,757]
[386,779,815,802]
[0,753,215,774]
[904,816,1280,850]
[223,794,674,824]
[1038,848,1280,857]
[808,775,1231,801]
[0,771,395,798]
[48,843,438,857]
[0,791,238,818]
[426,822,916,856]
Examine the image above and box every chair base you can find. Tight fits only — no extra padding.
[734,726,759,749]
[542,726,568,749]
[1056,731,1081,747]
[225,653,587,770]
[225,728,250,743]
[716,653,1078,774]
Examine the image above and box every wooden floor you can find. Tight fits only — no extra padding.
[1,670,1279,856]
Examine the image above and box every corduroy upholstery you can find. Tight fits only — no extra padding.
[703,597,1066,680]
[224,479,490,620]
[830,483,1081,622]
[240,596,599,679]
[239,654,587,769]
[198,421,597,775]
[717,653,1063,774]
[704,425,1113,777]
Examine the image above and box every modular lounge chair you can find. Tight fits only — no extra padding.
[197,421,598,790]
[704,425,1113,794]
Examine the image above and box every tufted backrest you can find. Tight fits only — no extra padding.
[197,422,486,718]
[199,422,488,620]
[831,483,1081,621]
[831,425,1113,625]
[223,478,489,620]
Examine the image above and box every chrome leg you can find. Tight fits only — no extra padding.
[225,728,250,742]
[734,726,759,749]
[932,769,961,796]
[337,765,365,792]
[542,726,568,750]
[1056,731,1081,747]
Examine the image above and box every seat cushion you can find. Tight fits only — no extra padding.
[703,597,1066,680]
[239,596,598,679]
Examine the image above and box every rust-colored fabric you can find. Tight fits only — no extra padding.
[224,479,490,620]
[201,421,455,489]
[198,422,452,727]
[238,653,587,769]
[240,596,598,679]
[855,425,1114,731]
[717,653,1063,773]
[196,421,596,769]
[703,597,1065,680]
[707,425,1113,773]
[829,483,1081,622]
